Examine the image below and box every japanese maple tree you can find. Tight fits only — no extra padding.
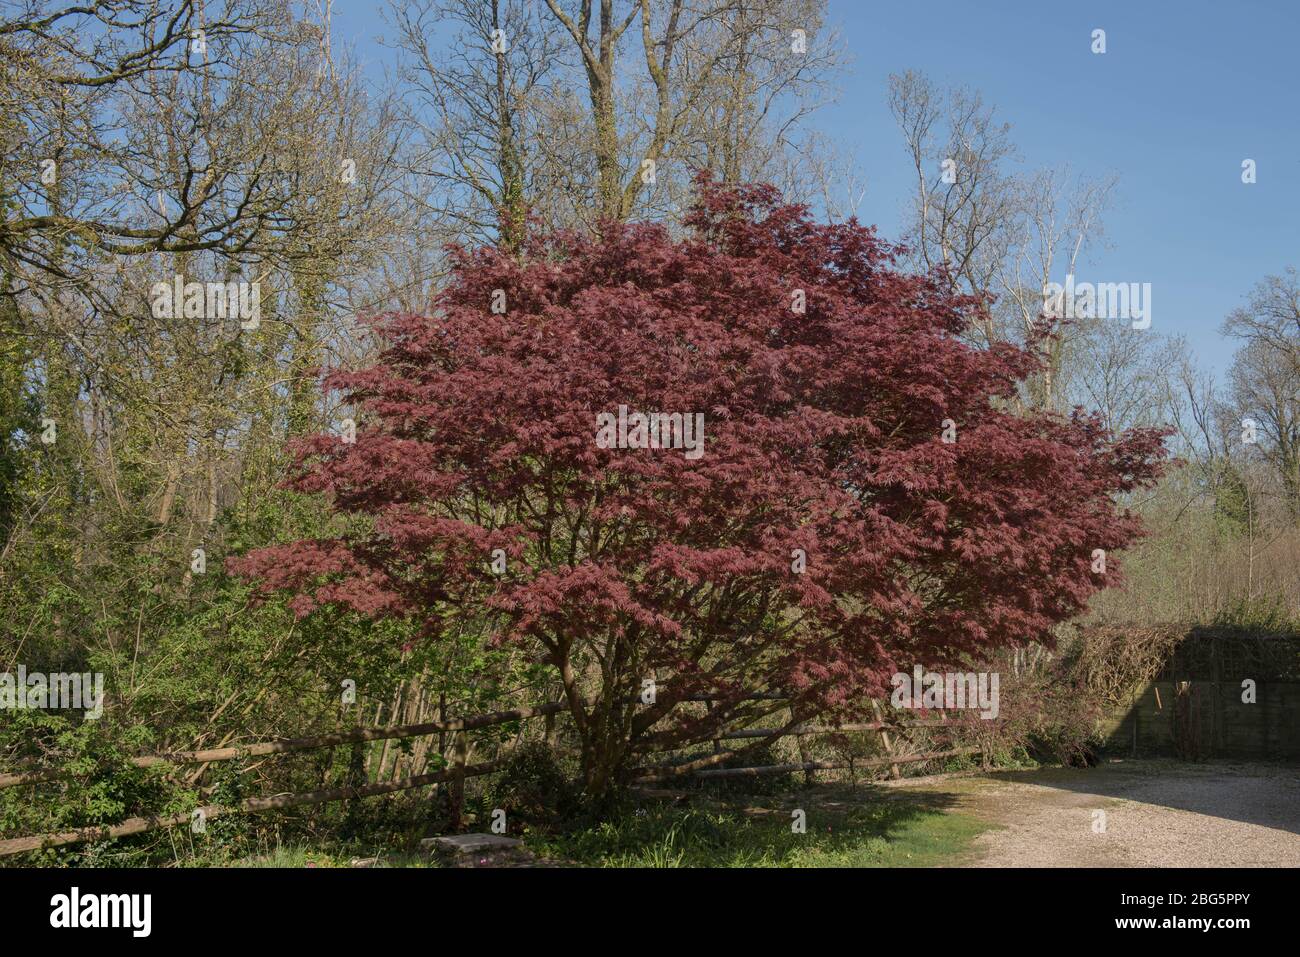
[230,177,1167,797]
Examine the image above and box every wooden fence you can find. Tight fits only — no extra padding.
[1098,631,1300,759]
[0,692,982,858]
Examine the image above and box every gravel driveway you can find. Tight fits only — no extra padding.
[884,759,1300,867]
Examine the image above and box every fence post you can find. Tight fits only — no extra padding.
[871,700,901,779]
[437,693,447,757]
[792,702,816,785]
[1133,682,1146,757]
[449,732,467,832]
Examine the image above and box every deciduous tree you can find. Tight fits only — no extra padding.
[232,177,1168,798]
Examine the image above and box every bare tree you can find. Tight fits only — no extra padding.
[1224,267,1300,377]
[1063,318,1179,435]
[888,70,1117,412]
[0,0,403,613]
[384,0,566,251]
[541,0,842,225]
[1224,277,1300,519]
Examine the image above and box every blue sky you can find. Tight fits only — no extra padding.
[821,0,1300,374]
[338,0,1298,374]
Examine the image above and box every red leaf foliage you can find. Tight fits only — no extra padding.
[229,176,1168,748]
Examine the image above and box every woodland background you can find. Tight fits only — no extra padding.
[1,0,1297,862]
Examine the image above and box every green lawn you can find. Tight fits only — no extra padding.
[226,783,991,868]
[528,784,990,867]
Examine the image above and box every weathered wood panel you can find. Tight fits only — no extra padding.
[1103,679,1300,758]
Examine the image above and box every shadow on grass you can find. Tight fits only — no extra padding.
[527,782,982,867]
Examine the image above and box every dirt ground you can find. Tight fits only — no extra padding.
[883,759,1300,867]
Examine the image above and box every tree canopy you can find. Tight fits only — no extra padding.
[231,177,1168,794]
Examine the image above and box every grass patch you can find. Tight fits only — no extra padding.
[220,783,991,868]
[230,844,431,868]
[528,784,988,867]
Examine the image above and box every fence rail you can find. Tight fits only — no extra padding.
[0,701,569,791]
[0,692,982,858]
[0,759,506,857]
[688,747,981,779]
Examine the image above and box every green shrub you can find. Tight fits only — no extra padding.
[484,741,577,833]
